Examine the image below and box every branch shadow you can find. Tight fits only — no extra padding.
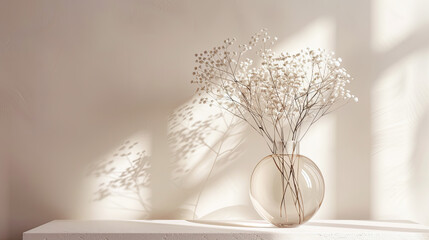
[168,99,247,218]
[87,140,151,217]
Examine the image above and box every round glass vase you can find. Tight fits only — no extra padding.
[249,141,325,227]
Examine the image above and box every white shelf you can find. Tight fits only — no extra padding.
[24,220,429,240]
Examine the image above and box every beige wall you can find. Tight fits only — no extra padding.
[1,0,429,239]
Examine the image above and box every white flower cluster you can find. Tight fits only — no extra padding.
[191,29,358,142]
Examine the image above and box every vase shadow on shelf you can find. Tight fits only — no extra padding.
[187,219,275,228]
[186,205,271,228]
[195,205,261,221]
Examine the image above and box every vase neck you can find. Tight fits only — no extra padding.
[274,141,300,155]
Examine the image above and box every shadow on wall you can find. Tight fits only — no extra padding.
[168,98,248,219]
[87,98,249,220]
[88,139,151,219]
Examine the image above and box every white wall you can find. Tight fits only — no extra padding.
[1,0,429,239]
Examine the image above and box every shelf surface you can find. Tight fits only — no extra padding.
[24,219,429,240]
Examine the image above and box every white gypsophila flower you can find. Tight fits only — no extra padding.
[191,29,358,146]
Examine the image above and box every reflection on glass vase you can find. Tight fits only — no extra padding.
[250,141,325,227]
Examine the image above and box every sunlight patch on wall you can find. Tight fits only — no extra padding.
[372,49,429,223]
[371,0,429,224]
[371,0,428,52]
[85,132,152,219]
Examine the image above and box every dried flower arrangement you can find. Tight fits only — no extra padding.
[191,29,357,151]
[190,29,358,225]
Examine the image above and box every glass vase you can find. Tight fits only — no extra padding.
[249,141,325,227]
